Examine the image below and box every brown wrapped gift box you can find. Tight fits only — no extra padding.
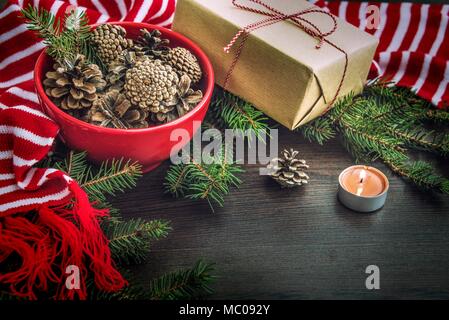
[172,0,378,130]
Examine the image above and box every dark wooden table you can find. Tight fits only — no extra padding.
[114,126,449,299]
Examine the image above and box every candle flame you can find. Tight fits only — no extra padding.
[356,169,367,196]
[359,169,367,183]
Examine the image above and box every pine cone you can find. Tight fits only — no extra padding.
[43,54,106,110]
[135,28,170,59]
[92,24,133,65]
[124,57,179,112]
[165,47,202,84]
[66,109,88,120]
[151,74,203,124]
[106,50,143,92]
[267,149,310,188]
[87,90,148,129]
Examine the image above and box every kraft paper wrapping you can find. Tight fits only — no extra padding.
[172,0,379,130]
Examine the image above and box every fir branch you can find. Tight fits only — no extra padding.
[80,158,142,202]
[209,88,270,141]
[21,5,100,67]
[149,260,215,300]
[385,125,449,155]
[87,269,151,300]
[301,116,335,145]
[300,80,449,194]
[53,151,142,201]
[89,261,215,300]
[0,291,21,301]
[164,164,190,197]
[201,121,224,140]
[21,5,72,64]
[382,154,449,193]
[95,200,122,223]
[425,109,449,124]
[64,9,91,42]
[363,80,418,105]
[92,283,150,300]
[188,158,228,206]
[329,93,360,125]
[337,117,407,154]
[54,150,88,180]
[63,8,100,66]
[105,218,171,264]
[164,144,244,210]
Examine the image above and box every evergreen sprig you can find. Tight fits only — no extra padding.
[80,158,142,202]
[207,87,270,141]
[55,150,142,202]
[21,5,99,67]
[106,218,172,264]
[95,200,122,222]
[300,81,449,194]
[425,109,449,124]
[0,291,20,301]
[166,88,270,210]
[164,144,244,210]
[64,8,102,68]
[88,277,150,300]
[54,149,89,180]
[149,260,216,300]
[88,261,215,300]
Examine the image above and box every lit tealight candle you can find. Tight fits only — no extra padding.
[338,165,389,212]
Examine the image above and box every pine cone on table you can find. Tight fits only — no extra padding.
[87,90,148,129]
[267,149,310,188]
[124,57,179,112]
[91,24,134,65]
[165,47,202,84]
[151,74,203,124]
[135,28,170,59]
[43,54,106,110]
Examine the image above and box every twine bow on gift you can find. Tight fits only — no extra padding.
[223,0,348,111]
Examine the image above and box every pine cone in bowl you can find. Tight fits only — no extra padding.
[43,54,106,110]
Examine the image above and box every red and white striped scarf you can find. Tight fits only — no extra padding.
[314,0,449,108]
[0,0,175,300]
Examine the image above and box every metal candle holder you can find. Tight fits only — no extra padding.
[338,165,389,213]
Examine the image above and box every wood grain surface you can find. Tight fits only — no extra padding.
[113,126,449,299]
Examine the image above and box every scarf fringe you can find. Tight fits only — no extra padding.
[0,181,126,300]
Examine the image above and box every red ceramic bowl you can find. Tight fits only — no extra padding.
[34,22,214,172]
